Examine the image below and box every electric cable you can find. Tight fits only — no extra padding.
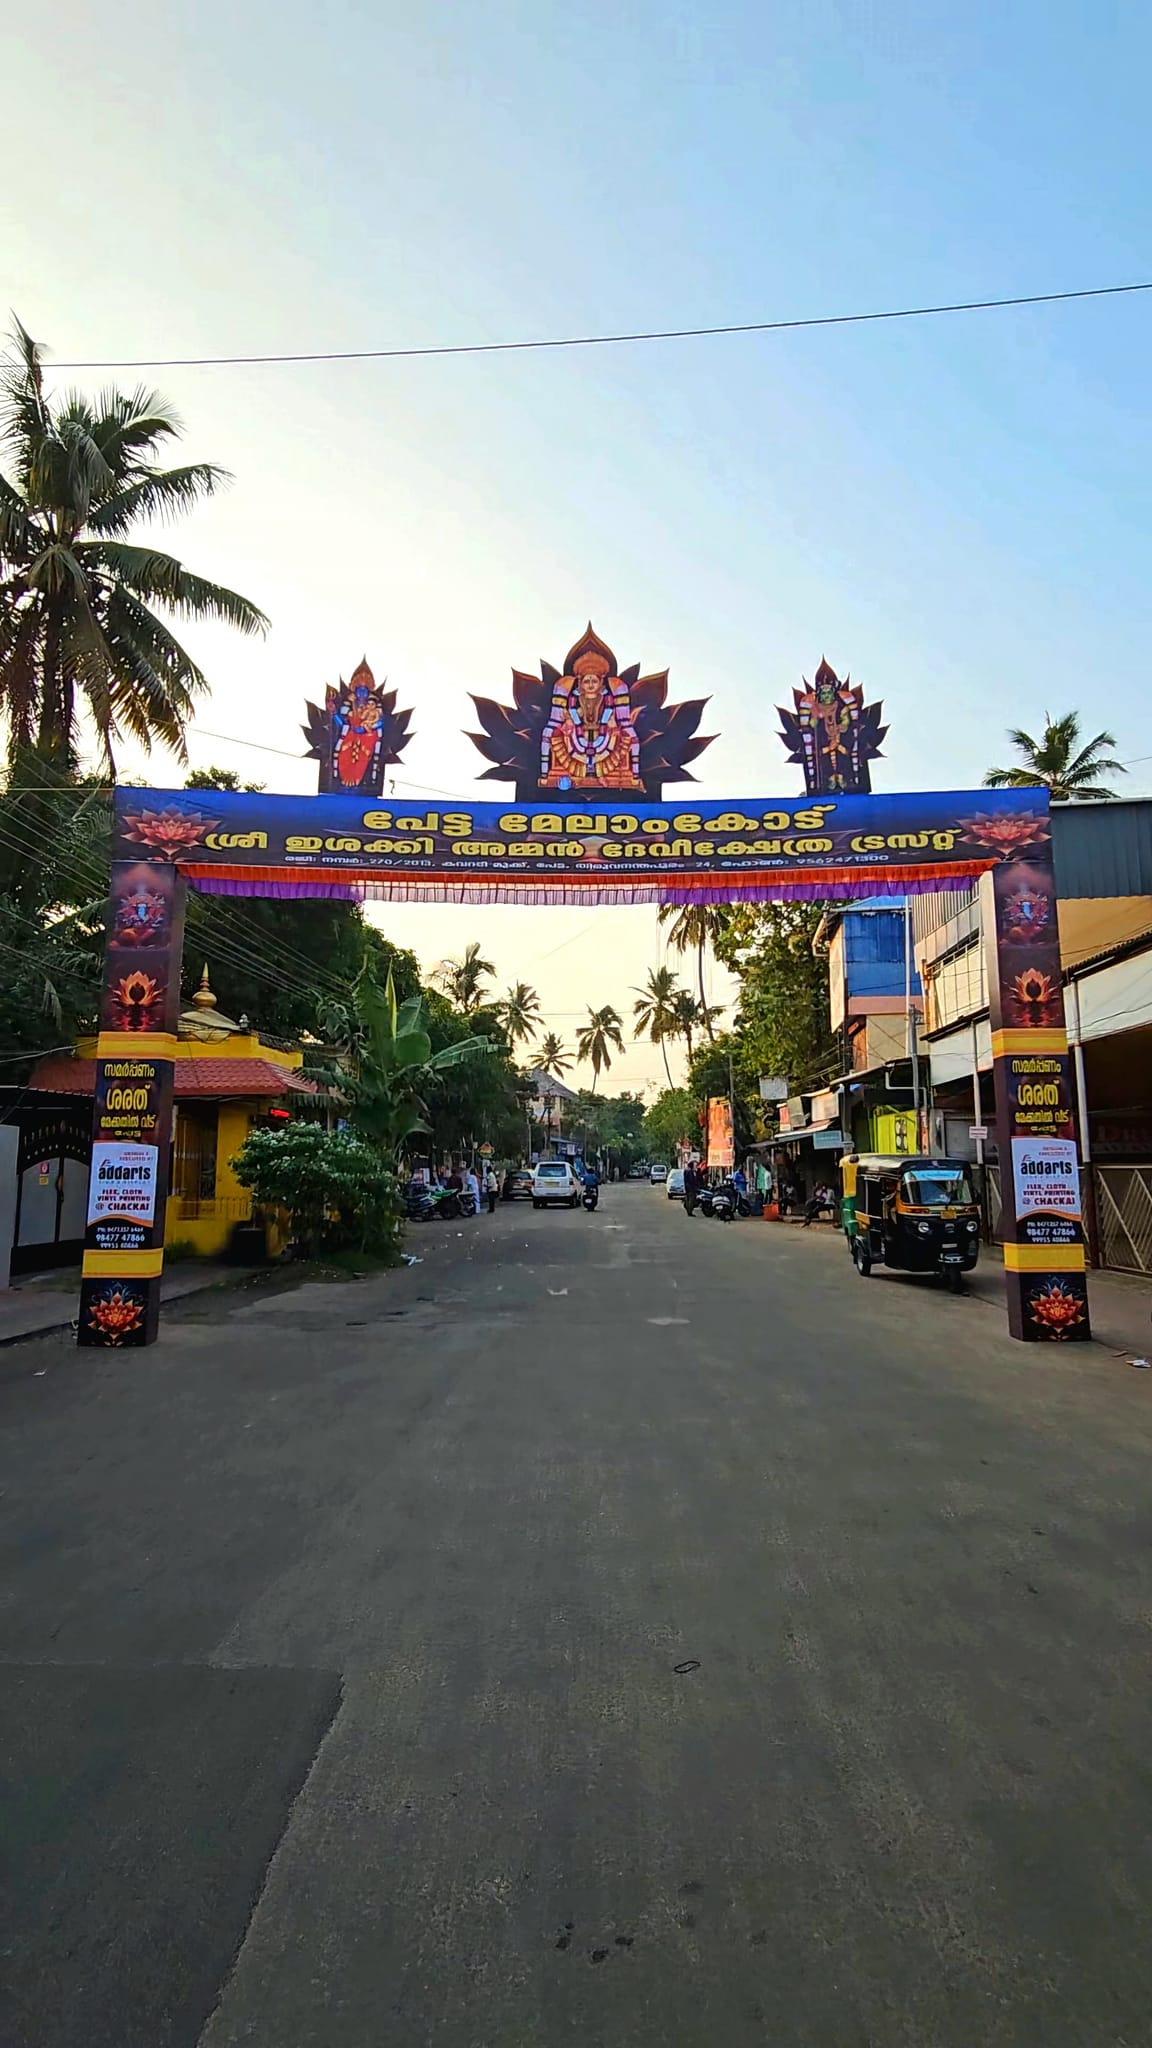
[50,279,1152,372]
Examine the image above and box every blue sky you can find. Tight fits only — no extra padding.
[5,1,1150,1086]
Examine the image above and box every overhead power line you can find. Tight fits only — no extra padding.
[51,279,1152,372]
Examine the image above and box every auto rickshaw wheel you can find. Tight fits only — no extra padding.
[853,1237,872,1277]
[945,1265,965,1294]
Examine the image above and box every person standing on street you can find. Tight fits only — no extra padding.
[683,1159,699,1215]
[464,1164,481,1215]
[485,1164,499,1215]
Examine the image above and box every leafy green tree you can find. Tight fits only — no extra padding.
[642,1087,699,1162]
[435,940,495,1014]
[576,1004,624,1091]
[0,753,107,1067]
[983,711,1125,801]
[231,1122,400,1257]
[686,1032,761,1151]
[0,319,266,767]
[657,904,728,1039]
[714,903,835,1093]
[632,963,680,1087]
[496,980,541,1045]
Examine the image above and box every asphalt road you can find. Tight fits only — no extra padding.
[4,1185,1152,2046]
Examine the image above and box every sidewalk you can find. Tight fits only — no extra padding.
[0,1263,252,1348]
[771,1213,1152,1360]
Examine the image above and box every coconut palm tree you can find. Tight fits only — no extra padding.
[632,963,681,1087]
[496,980,541,1045]
[657,904,728,1040]
[983,712,1125,802]
[436,940,495,1014]
[538,1030,571,1078]
[576,1004,624,1092]
[0,318,267,766]
[668,988,709,1062]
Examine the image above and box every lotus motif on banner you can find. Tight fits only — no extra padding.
[958,810,1050,859]
[1027,1279,1088,1340]
[120,805,219,861]
[85,1285,146,1345]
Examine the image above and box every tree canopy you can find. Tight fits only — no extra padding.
[983,711,1125,802]
[0,320,266,768]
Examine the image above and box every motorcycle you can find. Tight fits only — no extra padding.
[457,1188,478,1217]
[403,1181,437,1222]
[582,1184,599,1212]
[710,1181,736,1222]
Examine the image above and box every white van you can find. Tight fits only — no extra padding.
[649,1162,668,1184]
[532,1161,582,1209]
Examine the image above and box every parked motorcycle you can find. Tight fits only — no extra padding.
[710,1181,736,1222]
[457,1188,478,1217]
[403,1181,437,1222]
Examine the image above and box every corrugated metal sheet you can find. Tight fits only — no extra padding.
[911,886,977,943]
[1051,799,1152,899]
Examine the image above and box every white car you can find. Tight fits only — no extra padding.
[649,1162,668,1184]
[666,1168,686,1201]
[532,1161,582,1209]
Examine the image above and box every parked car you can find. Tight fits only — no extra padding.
[649,1162,668,1184]
[666,1168,686,1201]
[502,1167,534,1201]
[532,1161,582,1209]
[627,1164,649,1179]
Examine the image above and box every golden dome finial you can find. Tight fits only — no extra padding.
[192,964,218,1011]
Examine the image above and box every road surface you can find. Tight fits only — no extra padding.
[3,1185,1152,2046]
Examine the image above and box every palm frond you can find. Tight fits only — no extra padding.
[76,543,268,634]
[87,463,230,534]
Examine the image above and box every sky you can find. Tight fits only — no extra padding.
[5,0,1151,1091]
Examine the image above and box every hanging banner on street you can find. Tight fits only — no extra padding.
[114,787,1051,906]
[706,1098,735,1171]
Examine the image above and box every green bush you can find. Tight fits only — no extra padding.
[232,1123,402,1260]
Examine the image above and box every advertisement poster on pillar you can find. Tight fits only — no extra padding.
[85,1142,160,1254]
[1010,1137,1083,1248]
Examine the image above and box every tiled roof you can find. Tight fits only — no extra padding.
[28,1056,317,1099]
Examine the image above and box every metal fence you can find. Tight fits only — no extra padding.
[1094,1166,1152,1275]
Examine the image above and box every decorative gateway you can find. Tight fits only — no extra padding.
[468,624,715,801]
[778,658,887,796]
[301,658,414,797]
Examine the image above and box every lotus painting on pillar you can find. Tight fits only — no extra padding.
[468,625,715,801]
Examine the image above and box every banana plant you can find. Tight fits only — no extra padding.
[317,951,492,1158]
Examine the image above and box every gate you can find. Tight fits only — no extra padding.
[9,1094,92,1276]
[1094,1165,1152,1275]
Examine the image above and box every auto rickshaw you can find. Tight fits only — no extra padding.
[846,1154,981,1292]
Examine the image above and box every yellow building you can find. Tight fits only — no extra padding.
[30,969,319,1259]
